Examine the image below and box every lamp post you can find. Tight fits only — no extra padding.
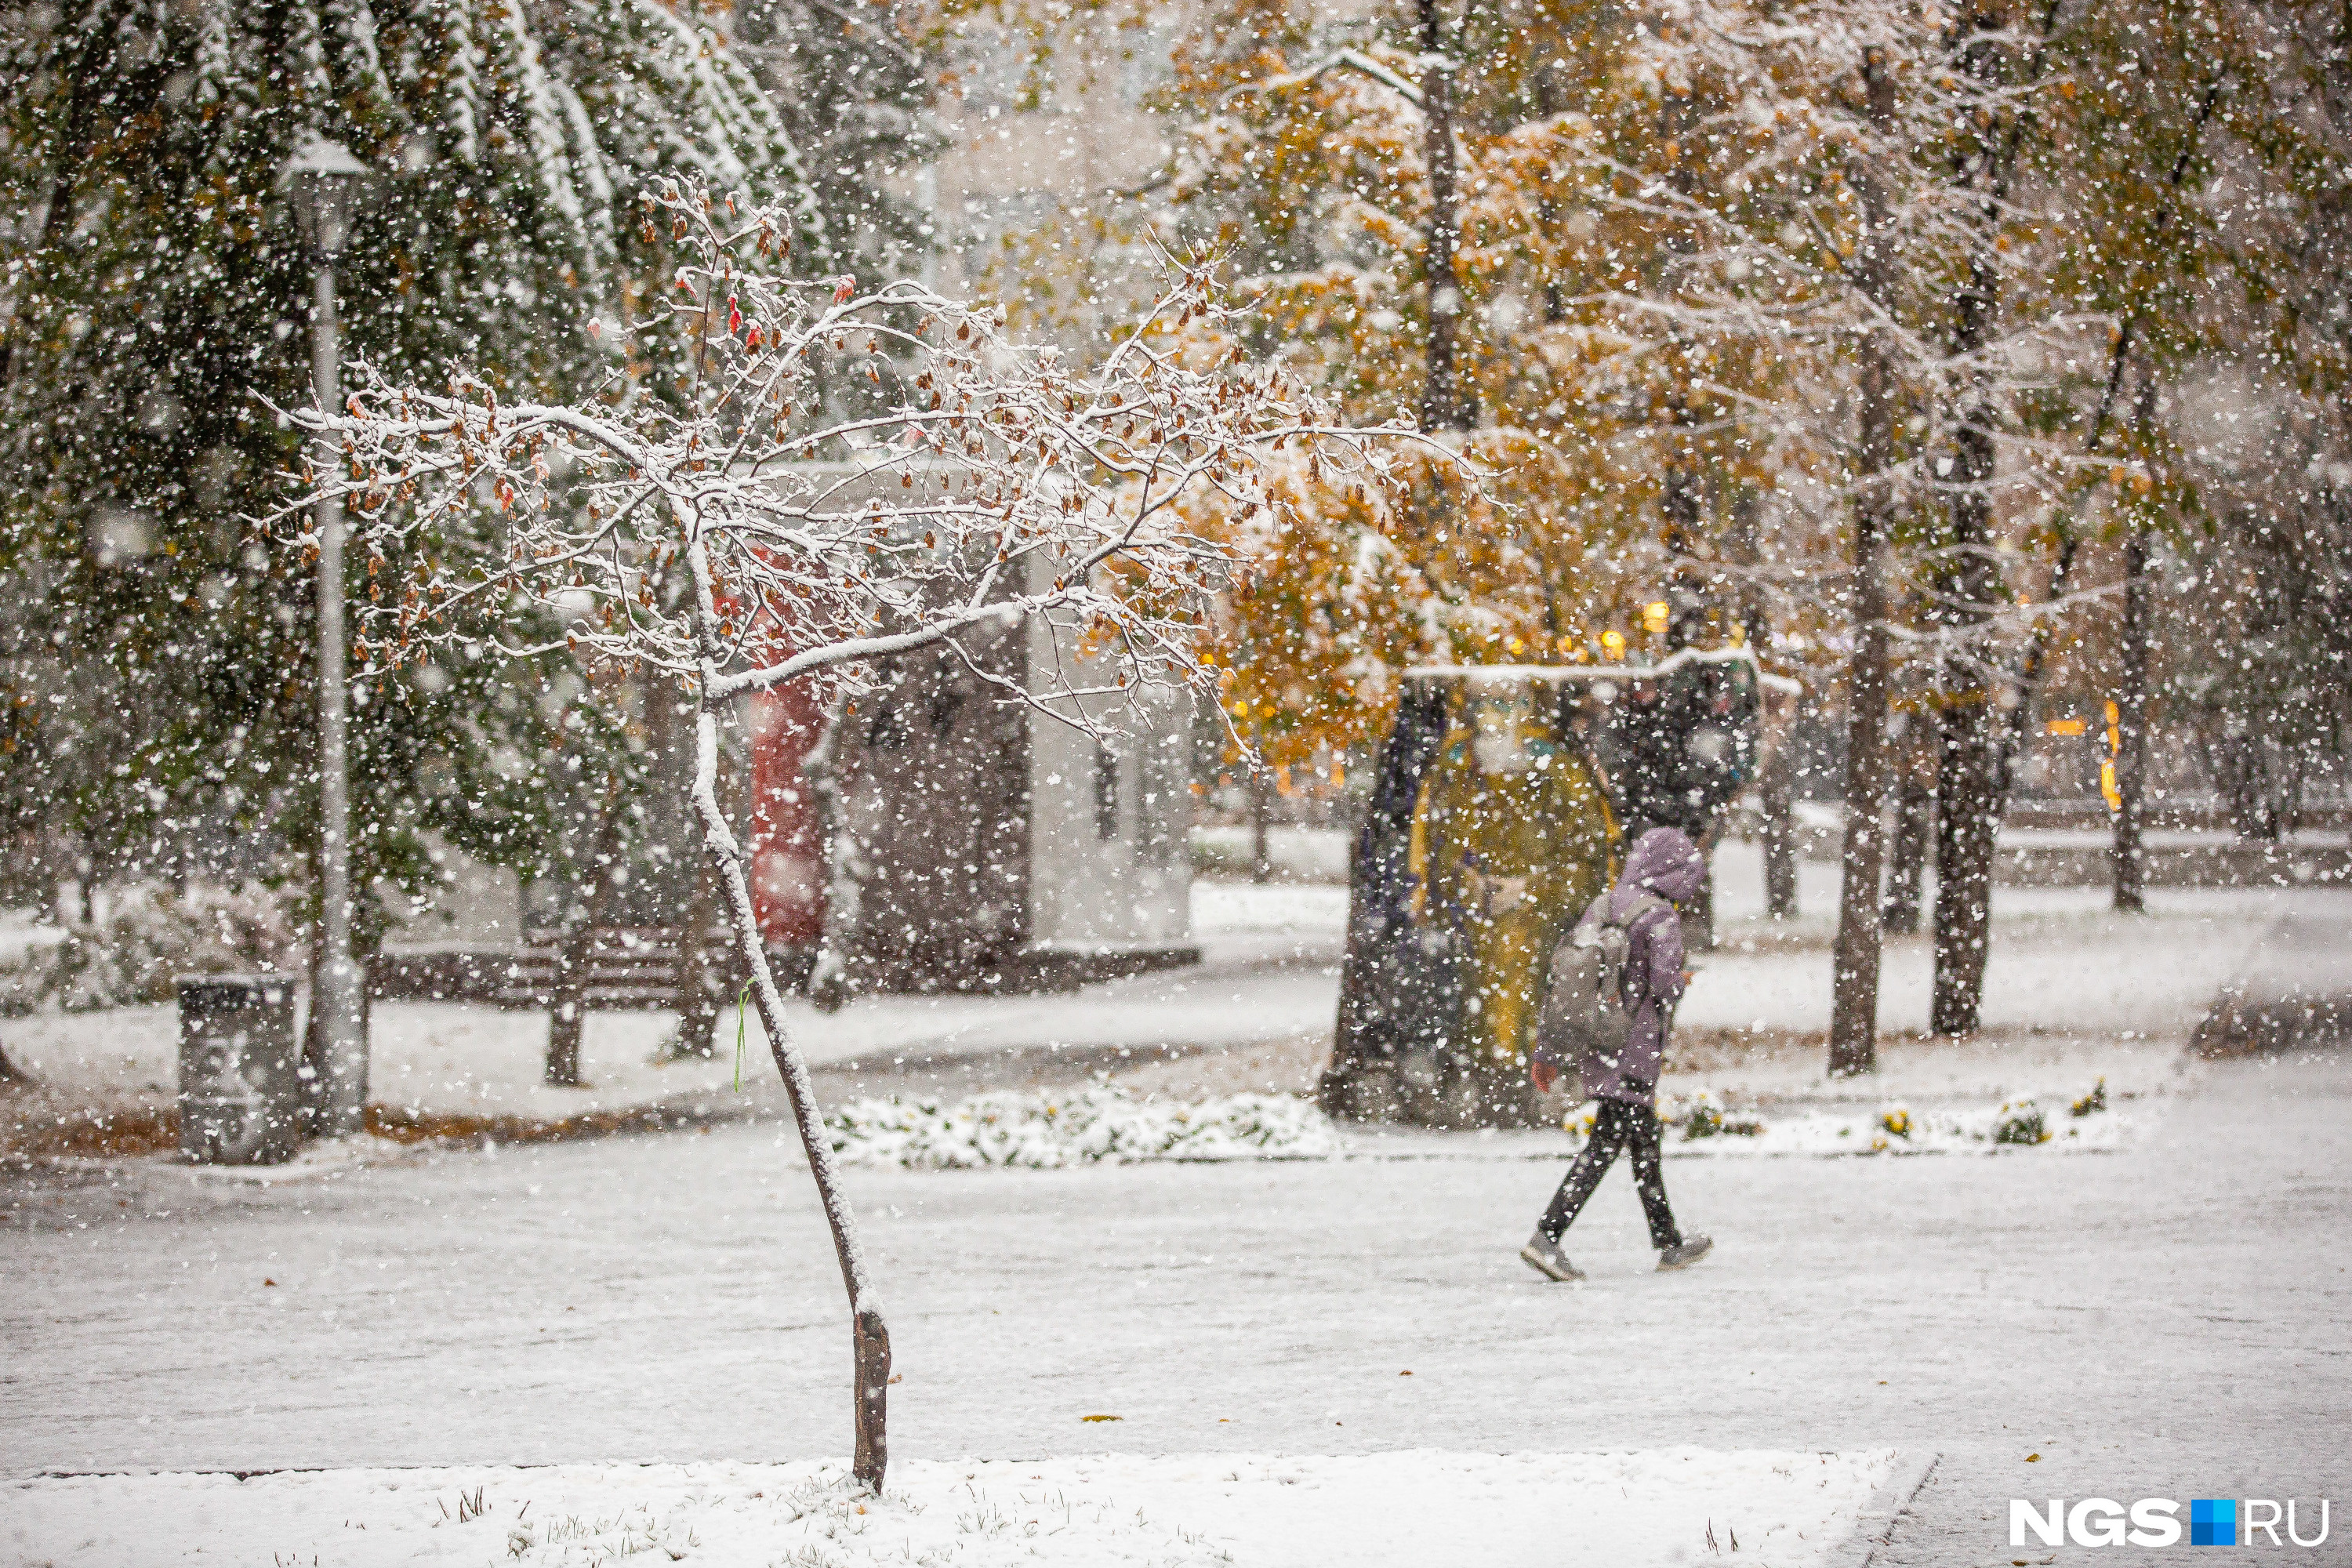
[281,135,372,1136]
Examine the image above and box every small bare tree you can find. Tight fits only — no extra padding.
[276,179,1402,1490]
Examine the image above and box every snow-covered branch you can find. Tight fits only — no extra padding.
[276,180,1414,731]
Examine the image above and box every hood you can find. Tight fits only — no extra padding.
[1613,826,1704,912]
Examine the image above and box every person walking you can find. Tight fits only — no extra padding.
[1521,826,1714,1280]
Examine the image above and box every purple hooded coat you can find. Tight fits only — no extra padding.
[1577,826,1704,1105]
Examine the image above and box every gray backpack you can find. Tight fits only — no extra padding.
[1536,892,1667,1071]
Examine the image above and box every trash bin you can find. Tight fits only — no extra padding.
[176,975,303,1165]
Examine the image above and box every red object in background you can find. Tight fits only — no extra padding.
[747,685,828,948]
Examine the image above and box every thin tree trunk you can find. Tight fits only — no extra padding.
[2113,526,2150,911]
[546,797,621,1088]
[1415,0,1475,433]
[1997,531,2077,804]
[1883,746,1932,938]
[548,827,612,1086]
[684,531,889,1491]
[1828,49,1899,1079]
[1735,496,1797,920]
[1762,740,1798,919]
[655,672,725,1058]
[2112,360,2161,911]
[545,916,593,1088]
[671,855,724,1056]
[1687,838,1716,953]
[1830,543,1893,1076]
[1250,763,1274,884]
[1533,58,1571,327]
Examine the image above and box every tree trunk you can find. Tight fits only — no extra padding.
[684,532,889,1491]
[1829,549,1892,1076]
[1997,532,2078,804]
[656,673,725,1058]
[0,1040,25,1085]
[1415,0,1475,433]
[1737,499,1797,920]
[1250,763,1274,884]
[545,916,593,1088]
[2114,525,2151,913]
[1882,742,1931,938]
[1828,49,1898,1079]
[1931,686,2000,1033]
[671,855,724,1057]
[1926,9,2013,1039]
[1687,845,1716,953]
[1762,741,1798,919]
[301,865,379,1131]
[547,792,622,1088]
[1928,343,2005,1030]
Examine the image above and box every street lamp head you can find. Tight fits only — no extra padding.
[278,133,372,263]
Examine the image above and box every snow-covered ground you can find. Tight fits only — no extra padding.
[0,844,2293,1157]
[0,881,1348,1150]
[7,1449,1917,1567]
[3,1043,2345,1562]
[2,891,2347,1566]
[1191,823,1355,881]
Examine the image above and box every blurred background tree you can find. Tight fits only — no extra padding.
[0,0,818,959]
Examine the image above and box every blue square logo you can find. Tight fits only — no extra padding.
[2191,1499,2238,1546]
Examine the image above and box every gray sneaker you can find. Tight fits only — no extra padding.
[1519,1232,1585,1282]
[1657,1234,1714,1271]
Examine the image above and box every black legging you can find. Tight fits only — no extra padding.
[1538,1098,1683,1250]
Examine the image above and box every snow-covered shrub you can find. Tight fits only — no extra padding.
[1666,1090,1763,1142]
[826,1087,1345,1169]
[0,884,293,1014]
[1991,1102,2051,1146]
[2070,1079,2108,1118]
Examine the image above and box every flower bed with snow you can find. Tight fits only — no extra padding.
[826,1087,1345,1169]
[1630,1078,2152,1156]
[4,1448,1915,1567]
